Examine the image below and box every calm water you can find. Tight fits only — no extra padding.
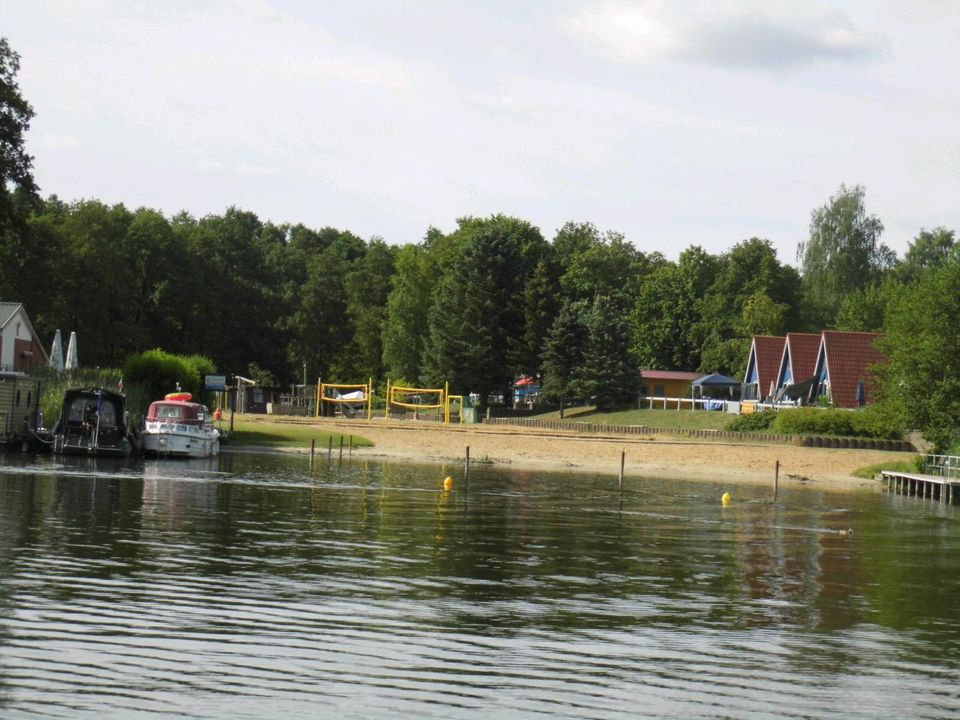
[0,451,958,719]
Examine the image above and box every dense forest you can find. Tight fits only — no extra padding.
[2,38,960,445]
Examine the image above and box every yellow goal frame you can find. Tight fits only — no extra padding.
[316,379,373,420]
[386,381,456,423]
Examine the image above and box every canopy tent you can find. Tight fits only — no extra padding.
[691,372,741,409]
[692,372,741,388]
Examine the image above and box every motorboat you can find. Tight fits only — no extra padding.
[52,387,136,457]
[141,392,220,458]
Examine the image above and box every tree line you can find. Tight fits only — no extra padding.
[2,37,960,446]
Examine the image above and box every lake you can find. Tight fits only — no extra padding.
[0,451,958,719]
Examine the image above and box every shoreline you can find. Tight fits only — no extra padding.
[228,416,910,490]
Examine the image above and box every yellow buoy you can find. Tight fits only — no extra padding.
[443,476,453,491]
[721,492,732,505]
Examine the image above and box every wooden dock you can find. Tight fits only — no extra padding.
[882,470,960,504]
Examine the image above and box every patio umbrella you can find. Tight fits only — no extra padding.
[65,331,78,372]
[49,329,64,372]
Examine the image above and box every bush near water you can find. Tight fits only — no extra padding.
[122,350,217,408]
[725,405,902,439]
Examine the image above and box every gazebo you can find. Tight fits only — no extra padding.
[691,372,741,410]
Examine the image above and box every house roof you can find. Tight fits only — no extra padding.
[821,331,887,408]
[750,335,785,396]
[0,302,50,364]
[640,370,700,382]
[0,302,22,328]
[784,332,821,382]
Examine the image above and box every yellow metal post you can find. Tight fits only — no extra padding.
[368,377,373,420]
[444,382,450,425]
[315,380,321,418]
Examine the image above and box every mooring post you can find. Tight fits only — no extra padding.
[310,438,315,471]
[349,435,353,457]
[774,459,780,499]
[619,450,625,490]
[339,435,344,462]
[328,436,333,459]
[465,445,470,476]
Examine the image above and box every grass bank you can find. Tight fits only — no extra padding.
[223,420,374,450]
[534,407,732,431]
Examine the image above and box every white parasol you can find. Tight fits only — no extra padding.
[65,331,78,371]
[49,329,64,372]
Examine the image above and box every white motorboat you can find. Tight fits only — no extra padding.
[141,392,220,458]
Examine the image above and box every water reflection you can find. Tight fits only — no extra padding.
[0,452,958,718]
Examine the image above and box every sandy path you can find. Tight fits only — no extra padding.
[239,416,908,489]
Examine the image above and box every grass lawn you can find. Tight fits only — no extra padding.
[852,458,919,479]
[532,407,733,431]
[223,420,374,450]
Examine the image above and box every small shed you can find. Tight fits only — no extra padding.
[0,303,48,372]
[639,370,700,398]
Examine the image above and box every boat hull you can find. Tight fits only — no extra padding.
[141,429,219,458]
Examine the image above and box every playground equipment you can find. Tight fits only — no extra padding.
[316,380,373,419]
[386,381,462,425]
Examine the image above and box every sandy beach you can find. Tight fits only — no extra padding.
[240,416,909,489]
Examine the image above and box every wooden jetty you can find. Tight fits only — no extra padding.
[882,470,960,504]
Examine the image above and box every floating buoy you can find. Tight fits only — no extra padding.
[721,492,732,505]
[443,476,453,491]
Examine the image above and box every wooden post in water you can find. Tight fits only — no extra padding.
[619,450,625,490]
[339,435,344,462]
[349,435,353,457]
[328,436,333,459]
[774,459,780,499]
[310,438,315,471]
[465,446,470,476]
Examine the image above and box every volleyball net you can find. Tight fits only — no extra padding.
[386,381,461,424]
[316,380,372,419]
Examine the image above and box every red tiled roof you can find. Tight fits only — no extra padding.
[752,335,785,397]
[821,331,887,408]
[640,370,701,381]
[784,332,821,382]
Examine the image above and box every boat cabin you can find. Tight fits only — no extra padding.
[53,388,134,456]
[147,401,208,424]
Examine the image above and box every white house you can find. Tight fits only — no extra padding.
[0,303,48,372]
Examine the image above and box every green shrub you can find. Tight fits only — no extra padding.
[772,406,901,439]
[122,349,217,412]
[726,411,778,432]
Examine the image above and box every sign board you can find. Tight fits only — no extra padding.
[204,374,227,391]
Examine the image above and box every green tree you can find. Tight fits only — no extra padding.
[422,216,546,407]
[631,246,718,371]
[878,260,960,449]
[696,238,801,375]
[572,296,640,410]
[798,184,894,327]
[0,37,39,231]
[330,238,396,381]
[896,227,956,284]
[517,255,560,379]
[540,303,588,417]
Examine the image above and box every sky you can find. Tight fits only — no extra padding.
[3,0,959,262]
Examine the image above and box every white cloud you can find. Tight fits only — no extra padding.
[237,163,278,178]
[40,133,78,150]
[562,1,888,71]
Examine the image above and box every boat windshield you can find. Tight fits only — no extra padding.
[67,397,117,426]
[156,405,185,420]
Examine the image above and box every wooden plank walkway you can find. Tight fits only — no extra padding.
[882,470,960,504]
